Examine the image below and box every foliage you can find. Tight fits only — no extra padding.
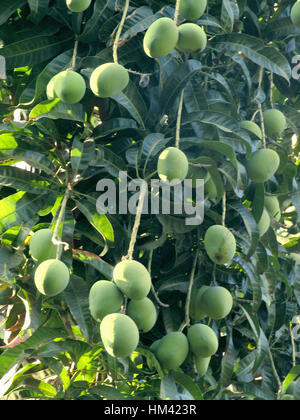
[0,0,300,401]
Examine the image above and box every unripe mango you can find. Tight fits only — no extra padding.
[113,260,151,300]
[155,332,189,370]
[200,286,233,320]
[90,63,129,98]
[176,24,207,53]
[195,355,210,377]
[204,225,236,265]
[46,74,60,100]
[34,259,70,297]
[187,324,218,357]
[246,149,280,183]
[157,147,189,184]
[53,70,86,104]
[179,0,207,20]
[127,297,157,332]
[263,109,286,138]
[89,280,124,321]
[29,229,58,264]
[291,1,300,27]
[240,120,262,139]
[100,313,139,358]
[205,176,218,199]
[265,195,281,221]
[190,286,209,320]
[66,0,91,12]
[143,18,179,58]
[257,208,270,237]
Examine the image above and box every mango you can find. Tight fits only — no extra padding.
[89,280,124,321]
[263,109,286,137]
[265,195,281,221]
[291,1,300,27]
[176,24,207,53]
[143,18,179,58]
[200,286,233,320]
[205,176,218,199]
[257,208,270,237]
[190,286,209,320]
[66,0,91,12]
[187,324,218,357]
[113,260,151,300]
[29,229,58,264]
[150,339,162,353]
[127,297,157,332]
[246,149,280,183]
[46,74,60,100]
[34,259,70,297]
[157,147,189,184]
[90,63,129,98]
[100,313,139,358]
[155,332,189,370]
[53,70,86,104]
[179,0,207,20]
[204,225,236,265]
[195,355,211,377]
[240,120,262,139]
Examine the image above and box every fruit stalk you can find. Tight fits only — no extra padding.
[174,0,182,25]
[71,39,79,70]
[52,187,71,258]
[148,249,169,308]
[180,250,198,331]
[113,0,130,64]
[125,181,148,260]
[258,67,267,148]
[175,89,185,148]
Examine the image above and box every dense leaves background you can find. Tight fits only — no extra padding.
[0,0,300,400]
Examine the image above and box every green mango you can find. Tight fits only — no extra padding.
[100,313,139,358]
[90,62,129,98]
[155,332,189,370]
[113,260,151,300]
[265,195,281,222]
[187,324,218,357]
[143,18,179,58]
[195,355,211,377]
[157,147,189,184]
[176,23,207,53]
[200,286,233,320]
[66,0,91,13]
[29,229,58,264]
[89,280,124,321]
[291,1,300,27]
[179,0,207,20]
[190,286,209,320]
[257,208,271,237]
[127,297,157,332]
[246,149,280,183]
[53,70,86,104]
[34,259,70,297]
[263,109,286,138]
[204,225,236,265]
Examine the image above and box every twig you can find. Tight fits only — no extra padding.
[268,346,282,400]
[71,39,79,70]
[258,67,267,148]
[174,0,182,25]
[52,187,71,258]
[113,0,130,64]
[222,191,226,226]
[290,322,296,368]
[270,72,274,109]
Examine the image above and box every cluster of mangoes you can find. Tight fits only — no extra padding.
[29,229,70,297]
[150,285,233,376]
[46,0,209,104]
[89,260,157,358]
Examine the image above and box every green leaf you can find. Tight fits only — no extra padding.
[282,365,300,394]
[93,118,139,139]
[160,372,179,400]
[173,371,203,400]
[71,137,95,176]
[210,33,291,81]
[0,165,55,194]
[78,0,115,43]
[1,33,73,69]
[0,0,27,26]
[89,384,127,400]
[27,0,50,24]
[29,98,85,122]
[72,249,113,279]
[62,275,92,342]
[220,324,236,388]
